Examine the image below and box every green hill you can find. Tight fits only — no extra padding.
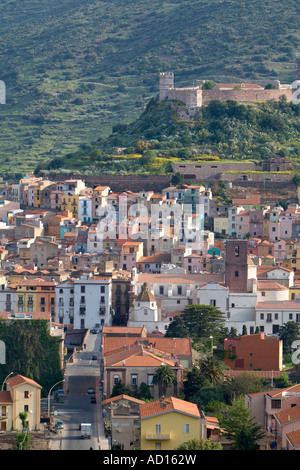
[39,97,300,177]
[0,0,299,179]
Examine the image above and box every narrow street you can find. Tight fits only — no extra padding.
[48,331,109,450]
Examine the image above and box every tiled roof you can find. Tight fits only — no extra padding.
[256,301,300,310]
[0,391,13,405]
[140,397,200,419]
[274,405,300,425]
[137,273,224,284]
[6,374,42,389]
[102,394,145,405]
[286,429,300,448]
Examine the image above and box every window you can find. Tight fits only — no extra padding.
[147,375,154,386]
[260,313,264,320]
[113,375,119,385]
[177,286,182,295]
[24,391,30,399]
[131,375,138,386]
[81,286,85,293]
[159,286,164,295]
[101,286,105,293]
[271,399,281,409]
[183,424,190,434]
[144,309,148,315]
[155,424,161,435]
[235,271,239,277]
[210,299,216,306]
[261,292,265,297]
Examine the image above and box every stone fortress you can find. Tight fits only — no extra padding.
[159,56,300,118]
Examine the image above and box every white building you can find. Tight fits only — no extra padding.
[56,275,113,329]
[78,196,92,224]
[255,300,300,335]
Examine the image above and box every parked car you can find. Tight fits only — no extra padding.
[91,396,96,404]
[91,328,100,334]
[87,387,95,394]
[56,421,64,429]
[91,354,98,360]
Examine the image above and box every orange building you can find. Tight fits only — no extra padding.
[223,333,282,371]
[15,278,56,320]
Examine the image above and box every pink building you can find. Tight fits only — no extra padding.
[237,210,250,238]
[246,383,300,441]
[120,241,143,271]
[249,210,264,238]
[184,254,210,273]
[273,239,286,266]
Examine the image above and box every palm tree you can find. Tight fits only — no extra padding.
[198,356,224,386]
[152,365,177,396]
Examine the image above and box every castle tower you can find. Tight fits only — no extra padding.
[159,72,174,102]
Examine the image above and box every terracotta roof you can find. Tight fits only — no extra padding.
[257,281,288,291]
[137,273,224,284]
[256,301,300,310]
[140,397,200,419]
[6,374,42,389]
[274,405,300,426]
[102,394,145,405]
[224,370,283,379]
[286,429,300,448]
[0,391,13,405]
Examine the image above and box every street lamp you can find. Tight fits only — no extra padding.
[47,379,65,419]
[1,371,13,391]
[209,336,213,356]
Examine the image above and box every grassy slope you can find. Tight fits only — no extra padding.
[0,0,299,178]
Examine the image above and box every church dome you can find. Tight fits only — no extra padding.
[136,282,156,302]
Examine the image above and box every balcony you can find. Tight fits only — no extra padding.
[145,433,171,440]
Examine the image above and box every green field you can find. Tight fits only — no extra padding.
[0,0,299,179]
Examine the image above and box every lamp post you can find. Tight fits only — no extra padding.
[47,379,65,419]
[1,371,13,391]
[209,336,213,356]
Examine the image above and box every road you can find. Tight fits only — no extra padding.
[49,331,106,450]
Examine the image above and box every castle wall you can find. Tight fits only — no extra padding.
[202,87,292,104]
[163,87,202,108]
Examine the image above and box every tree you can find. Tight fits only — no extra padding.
[178,304,226,340]
[222,372,263,403]
[279,321,300,354]
[137,382,152,401]
[152,365,177,396]
[165,316,189,338]
[198,356,225,386]
[170,172,184,186]
[177,438,222,450]
[110,380,131,398]
[183,365,208,400]
[217,397,265,450]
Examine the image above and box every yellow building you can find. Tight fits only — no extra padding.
[213,216,229,236]
[61,194,79,218]
[140,397,201,450]
[0,374,42,431]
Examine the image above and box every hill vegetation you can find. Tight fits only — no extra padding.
[0,0,299,179]
[38,97,300,177]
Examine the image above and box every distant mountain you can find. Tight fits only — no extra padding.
[0,0,299,179]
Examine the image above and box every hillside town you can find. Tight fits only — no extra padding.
[0,171,300,450]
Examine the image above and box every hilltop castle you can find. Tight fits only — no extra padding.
[159,71,296,118]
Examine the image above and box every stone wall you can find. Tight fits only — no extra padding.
[49,173,171,192]
[171,161,257,180]
[202,87,292,104]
